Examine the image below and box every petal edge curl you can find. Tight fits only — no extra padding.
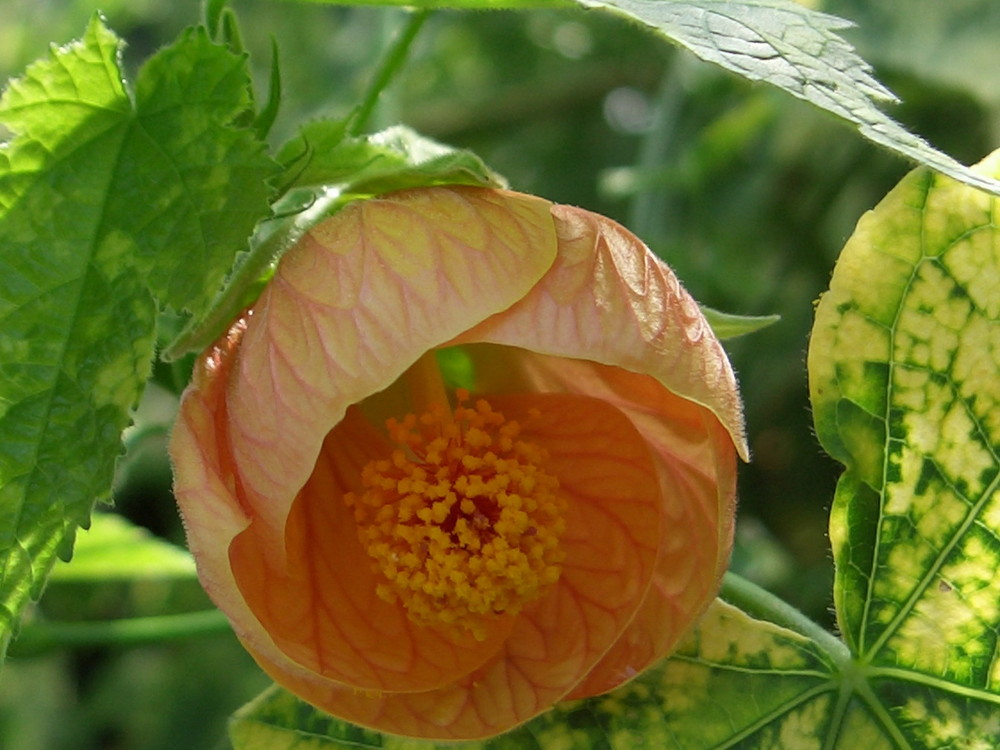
[459,203,748,461]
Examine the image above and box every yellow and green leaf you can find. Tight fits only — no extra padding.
[809,150,1000,746]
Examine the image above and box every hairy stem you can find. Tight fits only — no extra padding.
[720,571,851,662]
[349,9,431,136]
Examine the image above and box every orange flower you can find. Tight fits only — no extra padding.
[170,186,747,740]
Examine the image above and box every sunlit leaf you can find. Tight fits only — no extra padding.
[118,28,277,311]
[581,0,1000,197]
[810,150,1000,746]
[48,514,195,583]
[0,17,276,659]
[283,0,573,7]
[283,0,1000,197]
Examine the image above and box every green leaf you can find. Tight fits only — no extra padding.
[700,305,780,340]
[0,16,154,662]
[0,17,276,659]
[277,122,506,195]
[120,27,277,311]
[579,0,1000,198]
[48,513,196,583]
[830,0,1000,107]
[809,150,1000,745]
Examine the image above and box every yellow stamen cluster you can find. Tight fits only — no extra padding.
[345,391,566,639]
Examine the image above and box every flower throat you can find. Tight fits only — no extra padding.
[345,389,566,640]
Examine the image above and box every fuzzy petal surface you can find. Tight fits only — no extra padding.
[173,187,557,693]
[450,201,745,696]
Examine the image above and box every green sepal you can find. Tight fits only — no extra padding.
[700,306,780,340]
[165,123,505,360]
[277,121,506,195]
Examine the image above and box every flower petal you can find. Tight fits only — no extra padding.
[239,391,663,740]
[450,203,746,691]
[567,392,739,697]
[458,203,747,460]
[226,405,515,693]
[493,391,663,683]
[170,317,259,646]
[465,347,739,697]
[225,187,558,546]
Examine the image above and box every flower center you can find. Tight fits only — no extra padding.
[345,390,566,639]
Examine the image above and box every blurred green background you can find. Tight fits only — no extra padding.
[1,1,997,748]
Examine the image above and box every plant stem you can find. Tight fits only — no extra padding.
[628,54,685,242]
[720,571,851,662]
[9,609,232,657]
[349,9,432,137]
